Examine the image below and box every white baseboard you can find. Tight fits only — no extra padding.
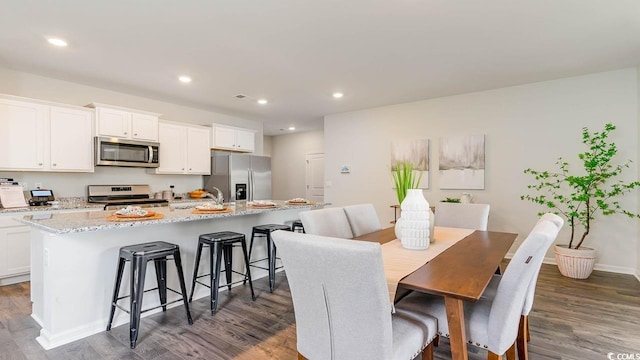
[0,273,30,286]
[505,253,637,276]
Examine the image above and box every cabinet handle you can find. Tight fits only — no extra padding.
[134,133,138,136]
[124,132,128,135]
[189,168,192,171]
[182,168,185,170]
[38,163,43,166]
[52,163,57,166]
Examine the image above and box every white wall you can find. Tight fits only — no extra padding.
[637,65,640,281]
[0,67,266,197]
[325,68,639,274]
[263,135,273,157]
[271,130,324,200]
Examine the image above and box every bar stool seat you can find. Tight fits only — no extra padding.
[107,241,192,349]
[189,231,255,315]
[248,224,292,293]
[291,220,305,233]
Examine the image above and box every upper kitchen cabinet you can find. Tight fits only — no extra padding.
[0,95,94,172]
[212,125,255,152]
[0,97,47,170]
[49,106,94,172]
[90,103,160,141]
[153,121,211,175]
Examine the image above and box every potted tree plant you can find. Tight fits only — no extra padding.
[521,123,640,279]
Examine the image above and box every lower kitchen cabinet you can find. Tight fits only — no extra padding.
[0,218,30,284]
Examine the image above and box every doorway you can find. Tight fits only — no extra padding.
[305,153,324,202]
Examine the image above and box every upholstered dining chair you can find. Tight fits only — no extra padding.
[434,203,490,230]
[299,207,354,238]
[343,203,382,237]
[272,230,439,360]
[397,215,561,360]
[482,213,564,360]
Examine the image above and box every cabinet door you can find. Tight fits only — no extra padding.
[0,98,46,170]
[0,225,30,278]
[96,107,131,138]
[213,127,237,150]
[156,123,187,174]
[186,127,211,174]
[235,129,255,152]
[50,107,94,172]
[131,113,159,141]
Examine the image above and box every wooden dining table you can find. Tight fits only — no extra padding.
[354,227,517,360]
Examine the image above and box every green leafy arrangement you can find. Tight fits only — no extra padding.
[521,123,640,249]
[392,161,423,204]
[442,198,461,203]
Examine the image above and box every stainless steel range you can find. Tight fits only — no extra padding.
[88,185,168,210]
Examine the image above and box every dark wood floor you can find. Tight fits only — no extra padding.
[1,264,639,360]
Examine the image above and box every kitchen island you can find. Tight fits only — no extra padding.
[16,201,324,350]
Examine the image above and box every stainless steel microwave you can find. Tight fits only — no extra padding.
[95,137,160,168]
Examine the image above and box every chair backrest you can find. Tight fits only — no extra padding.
[487,217,561,354]
[343,203,382,237]
[272,230,393,360]
[433,203,490,230]
[300,207,354,239]
[521,213,564,315]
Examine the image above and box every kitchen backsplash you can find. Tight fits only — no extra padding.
[0,167,203,198]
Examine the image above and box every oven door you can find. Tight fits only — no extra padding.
[95,137,159,168]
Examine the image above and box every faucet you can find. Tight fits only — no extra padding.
[206,187,224,205]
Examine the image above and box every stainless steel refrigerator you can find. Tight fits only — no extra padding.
[203,154,272,202]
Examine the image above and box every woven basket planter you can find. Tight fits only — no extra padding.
[554,244,597,279]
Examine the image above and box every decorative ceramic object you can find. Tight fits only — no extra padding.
[460,193,473,204]
[395,189,431,250]
[554,245,597,279]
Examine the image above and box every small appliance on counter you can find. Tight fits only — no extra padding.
[28,189,55,206]
[0,178,28,208]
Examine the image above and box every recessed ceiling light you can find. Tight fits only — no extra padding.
[257,99,268,105]
[332,92,344,99]
[47,38,68,47]
[288,127,295,131]
[178,76,192,83]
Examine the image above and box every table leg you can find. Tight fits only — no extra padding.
[444,297,468,360]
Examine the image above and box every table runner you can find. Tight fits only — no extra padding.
[381,226,474,302]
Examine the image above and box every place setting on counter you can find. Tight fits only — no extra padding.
[105,206,165,222]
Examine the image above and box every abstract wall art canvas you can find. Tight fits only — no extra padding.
[391,138,429,189]
[439,134,485,189]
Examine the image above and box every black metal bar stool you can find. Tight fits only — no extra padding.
[107,241,192,349]
[247,224,292,293]
[291,220,305,233]
[188,231,256,315]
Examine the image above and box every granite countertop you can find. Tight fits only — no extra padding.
[15,201,325,234]
[0,197,217,214]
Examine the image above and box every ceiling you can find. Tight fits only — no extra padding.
[1,1,639,135]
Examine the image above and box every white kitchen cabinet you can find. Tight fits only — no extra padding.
[0,96,94,172]
[49,106,94,172]
[0,217,30,283]
[92,103,160,141]
[186,127,212,174]
[0,98,47,170]
[154,122,211,175]
[212,125,255,152]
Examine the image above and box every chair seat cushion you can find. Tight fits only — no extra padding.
[392,296,439,360]
[397,292,492,350]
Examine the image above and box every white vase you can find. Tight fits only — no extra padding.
[395,189,431,250]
